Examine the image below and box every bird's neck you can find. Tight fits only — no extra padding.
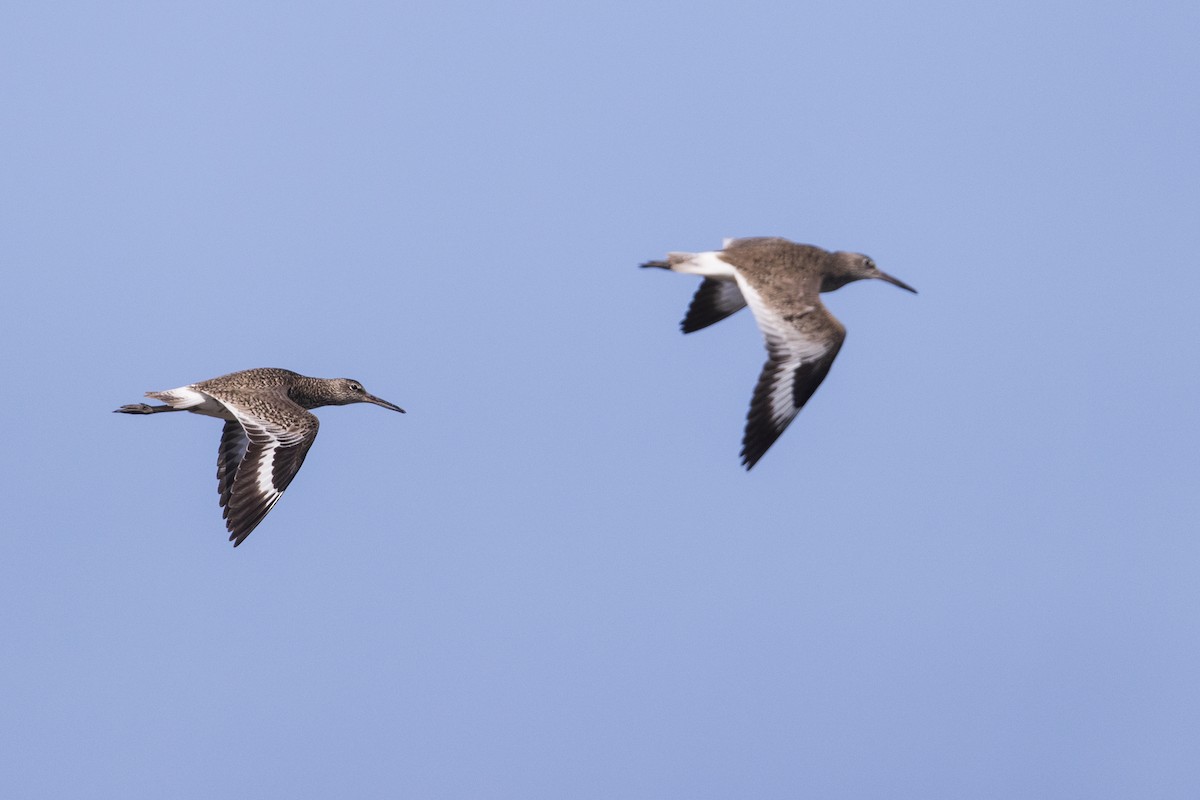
[819,274,855,293]
[287,378,334,410]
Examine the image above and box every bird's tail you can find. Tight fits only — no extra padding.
[145,387,208,409]
[640,250,735,279]
[640,251,702,271]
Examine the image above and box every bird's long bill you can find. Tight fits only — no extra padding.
[877,271,918,294]
[365,394,406,413]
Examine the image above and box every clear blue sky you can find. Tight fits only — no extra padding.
[2,1,1198,797]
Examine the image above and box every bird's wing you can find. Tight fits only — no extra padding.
[681,278,748,333]
[736,278,845,470]
[205,388,319,546]
[216,420,249,511]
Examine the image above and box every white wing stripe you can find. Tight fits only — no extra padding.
[254,435,280,496]
[736,273,832,427]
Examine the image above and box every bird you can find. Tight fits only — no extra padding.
[641,236,917,469]
[114,367,405,546]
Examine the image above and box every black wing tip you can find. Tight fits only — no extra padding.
[680,277,746,334]
[740,413,788,472]
[228,523,256,548]
[225,501,273,547]
[228,521,254,547]
[739,445,766,471]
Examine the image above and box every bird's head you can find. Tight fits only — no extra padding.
[332,379,406,413]
[823,252,918,294]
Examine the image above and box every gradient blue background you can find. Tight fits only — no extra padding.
[3,2,1198,797]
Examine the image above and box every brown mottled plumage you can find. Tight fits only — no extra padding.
[642,237,916,469]
[115,368,404,546]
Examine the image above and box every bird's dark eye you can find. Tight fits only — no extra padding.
[350,382,363,392]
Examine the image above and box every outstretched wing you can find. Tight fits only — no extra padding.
[216,420,249,511]
[207,388,319,546]
[681,278,748,333]
[737,279,845,470]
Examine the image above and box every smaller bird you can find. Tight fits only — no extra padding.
[642,237,917,469]
[115,368,404,546]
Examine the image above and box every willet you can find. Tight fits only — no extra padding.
[642,237,917,469]
[115,367,404,546]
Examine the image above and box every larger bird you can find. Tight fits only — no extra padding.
[642,237,916,469]
[115,368,404,546]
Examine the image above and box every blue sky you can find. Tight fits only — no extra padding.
[2,1,1198,797]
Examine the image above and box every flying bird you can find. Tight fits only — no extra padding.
[642,237,916,469]
[115,367,404,546]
